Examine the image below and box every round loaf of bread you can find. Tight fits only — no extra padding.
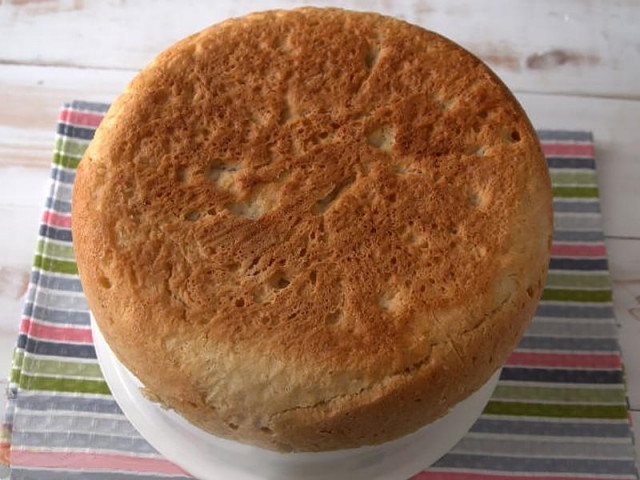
[73,7,552,452]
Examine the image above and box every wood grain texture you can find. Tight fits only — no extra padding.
[0,65,132,168]
[1,0,639,98]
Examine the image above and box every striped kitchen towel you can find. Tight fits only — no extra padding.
[1,101,638,479]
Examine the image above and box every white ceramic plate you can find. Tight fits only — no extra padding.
[91,314,500,480]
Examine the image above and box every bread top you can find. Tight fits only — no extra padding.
[73,8,552,451]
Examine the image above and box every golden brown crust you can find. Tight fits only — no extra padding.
[73,7,552,452]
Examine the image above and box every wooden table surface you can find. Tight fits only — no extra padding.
[1,0,639,466]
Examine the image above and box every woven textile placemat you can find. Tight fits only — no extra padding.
[1,101,638,479]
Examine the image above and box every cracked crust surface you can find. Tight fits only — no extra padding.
[72,8,552,452]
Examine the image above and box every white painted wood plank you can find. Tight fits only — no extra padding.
[0,205,40,404]
[608,238,640,410]
[0,64,132,168]
[1,0,639,99]
[0,200,46,384]
[0,167,50,208]
[0,205,43,270]
[0,268,25,387]
[608,238,640,284]
[0,197,44,386]
[617,282,640,410]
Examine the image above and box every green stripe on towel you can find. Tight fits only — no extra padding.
[484,401,628,419]
[33,255,78,275]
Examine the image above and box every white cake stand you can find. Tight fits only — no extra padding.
[91,314,499,480]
